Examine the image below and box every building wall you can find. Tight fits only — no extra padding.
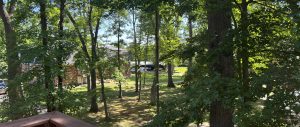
[63,65,86,85]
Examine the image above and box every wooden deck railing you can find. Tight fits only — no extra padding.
[0,111,96,127]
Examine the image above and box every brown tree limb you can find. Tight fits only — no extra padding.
[66,11,91,61]
[88,6,94,41]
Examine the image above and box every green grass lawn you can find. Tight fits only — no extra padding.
[69,67,187,127]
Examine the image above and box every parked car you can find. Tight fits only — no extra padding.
[130,64,165,73]
[0,80,7,94]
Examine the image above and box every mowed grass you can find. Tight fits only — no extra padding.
[69,67,187,127]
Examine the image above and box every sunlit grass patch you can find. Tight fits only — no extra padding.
[69,67,185,126]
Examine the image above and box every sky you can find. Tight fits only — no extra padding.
[98,12,190,46]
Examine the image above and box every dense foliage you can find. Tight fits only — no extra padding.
[0,0,299,126]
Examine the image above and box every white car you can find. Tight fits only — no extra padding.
[130,67,147,73]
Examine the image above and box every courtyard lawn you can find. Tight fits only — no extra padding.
[69,67,187,127]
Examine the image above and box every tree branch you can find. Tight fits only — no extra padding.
[88,5,94,40]
[0,0,10,25]
[66,11,91,61]
[94,14,101,43]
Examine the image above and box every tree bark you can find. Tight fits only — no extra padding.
[0,0,20,103]
[87,75,91,92]
[138,58,141,101]
[150,9,161,108]
[143,34,149,86]
[88,5,101,113]
[210,101,234,127]
[240,0,250,103]
[117,18,122,98]
[167,63,175,87]
[89,69,98,112]
[57,0,65,92]
[40,0,54,112]
[140,34,149,101]
[207,0,234,127]
[57,0,66,112]
[152,8,161,114]
[132,7,139,93]
[187,15,193,72]
[98,67,110,120]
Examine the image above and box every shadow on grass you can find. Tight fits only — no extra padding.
[67,68,186,127]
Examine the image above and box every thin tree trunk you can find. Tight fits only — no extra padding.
[241,0,251,103]
[137,23,142,101]
[117,18,122,98]
[207,0,234,126]
[150,78,157,105]
[0,0,20,104]
[132,7,139,93]
[87,75,91,92]
[57,0,65,92]
[141,34,149,100]
[143,34,149,87]
[167,63,175,87]
[98,67,110,120]
[40,0,54,112]
[88,5,101,113]
[138,58,141,101]
[155,8,161,114]
[57,0,65,112]
[187,15,193,71]
[150,9,160,108]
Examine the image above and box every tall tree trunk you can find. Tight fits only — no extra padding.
[138,58,141,101]
[40,0,54,112]
[67,7,100,112]
[88,5,101,113]
[137,24,142,101]
[150,9,161,107]
[210,101,234,127]
[132,7,139,93]
[187,15,193,72]
[167,63,175,87]
[241,0,250,103]
[98,67,110,120]
[0,0,20,102]
[137,65,141,101]
[57,0,65,92]
[89,69,98,112]
[143,34,149,86]
[57,0,65,112]
[117,19,122,98]
[141,34,149,101]
[150,8,161,114]
[207,0,234,127]
[132,7,139,92]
